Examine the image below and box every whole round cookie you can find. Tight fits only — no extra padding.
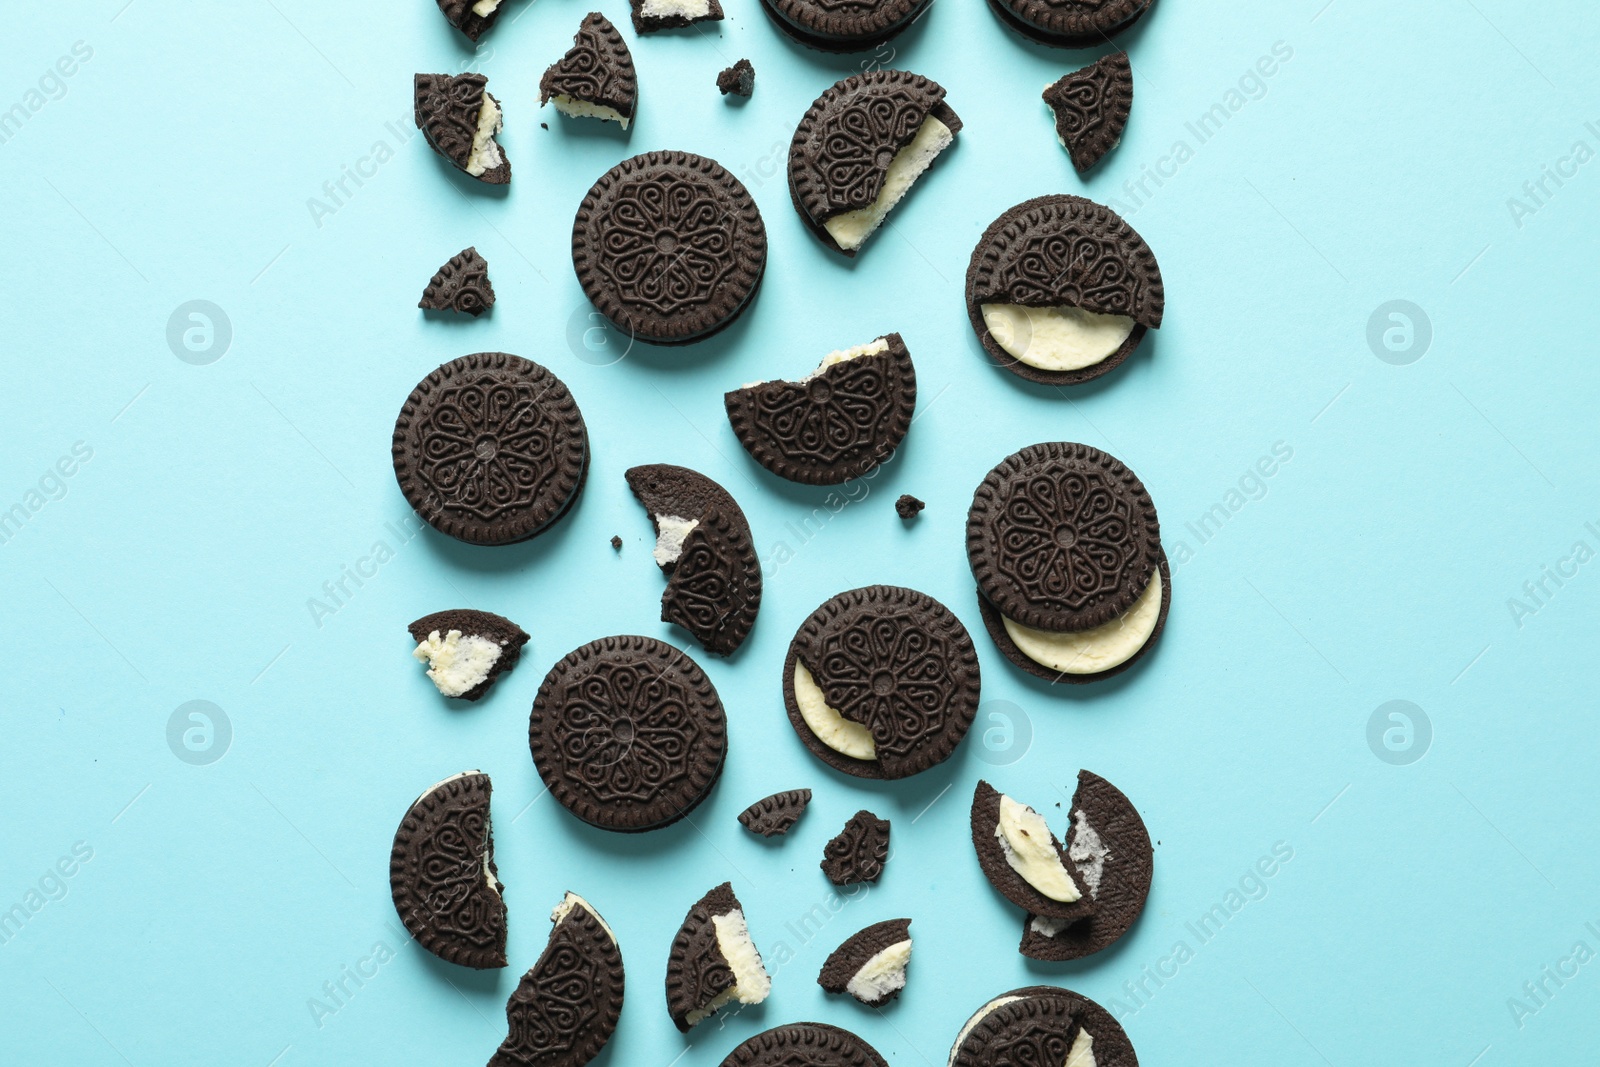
[760,0,931,52]
[966,195,1163,386]
[720,1023,889,1067]
[967,442,1161,632]
[950,986,1138,1067]
[986,0,1154,47]
[784,585,980,779]
[530,636,727,832]
[572,151,766,346]
[392,352,589,546]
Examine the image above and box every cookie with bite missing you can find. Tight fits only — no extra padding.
[818,918,912,1005]
[389,771,506,968]
[407,609,528,701]
[665,882,771,1030]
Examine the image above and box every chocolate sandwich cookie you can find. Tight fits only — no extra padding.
[666,882,771,1031]
[419,247,495,317]
[435,0,506,42]
[967,443,1168,682]
[725,334,916,485]
[784,586,979,779]
[625,464,761,656]
[761,0,931,53]
[821,810,890,885]
[490,892,625,1067]
[392,353,589,546]
[970,781,1095,923]
[630,0,723,33]
[788,71,961,256]
[1019,770,1151,961]
[717,59,755,97]
[530,636,726,832]
[738,789,812,837]
[414,73,510,185]
[949,986,1138,1067]
[966,196,1163,386]
[541,14,637,130]
[1043,53,1133,173]
[408,609,529,701]
[720,1024,890,1067]
[987,0,1155,48]
[573,151,766,345]
[818,918,912,1005]
[389,771,506,968]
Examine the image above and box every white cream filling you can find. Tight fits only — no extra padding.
[641,0,712,18]
[413,630,503,697]
[551,94,630,129]
[979,304,1136,372]
[1028,914,1070,937]
[793,661,876,760]
[824,117,953,252]
[551,891,618,945]
[996,795,1080,903]
[1068,808,1110,896]
[652,515,699,566]
[471,0,502,15]
[741,337,886,389]
[1002,568,1163,675]
[465,95,504,177]
[685,909,771,1025]
[1065,1029,1096,1067]
[845,939,911,1003]
[948,995,1023,1067]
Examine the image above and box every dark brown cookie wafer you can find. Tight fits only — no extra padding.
[540,13,637,129]
[1020,770,1152,961]
[738,789,812,837]
[720,1024,890,1067]
[389,771,506,969]
[1043,53,1133,173]
[949,986,1138,1067]
[784,585,980,779]
[414,73,510,185]
[490,893,625,1067]
[435,0,507,42]
[970,780,1095,923]
[986,0,1154,47]
[407,609,529,701]
[625,464,761,656]
[724,333,916,485]
[717,59,755,97]
[966,195,1163,386]
[787,71,961,257]
[760,0,931,53]
[665,882,770,1031]
[419,246,495,317]
[392,353,589,546]
[573,151,765,345]
[821,810,890,885]
[630,0,723,33]
[818,918,912,1004]
[529,636,727,832]
[895,494,925,519]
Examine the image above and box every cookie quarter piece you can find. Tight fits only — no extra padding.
[949,986,1138,1067]
[788,71,960,256]
[630,0,723,34]
[408,609,529,701]
[1043,53,1133,173]
[720,1024,890,1067]
[435,0,507,43]
[625,464,762,656]
[420,247,495,317]
[389,771,507,969]
[987,0,1154,47]
[724,333,916,485]
[530,636,727,832]
[414,73,510,184]
[761,0,931,52]
[392,353,589,546]
[666,882,771,1031]
[490,892,625,1067]
[573,151,766,345]
[966,196,1163,386]
[821,810,891,885]
[738,789,813,837]
[818,918,912,1005]
[970,781,1095,923]
[540,14,637,130]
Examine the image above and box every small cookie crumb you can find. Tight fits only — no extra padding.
[610,535,623,551]
[717,59,755,98]
[895,494,925,520]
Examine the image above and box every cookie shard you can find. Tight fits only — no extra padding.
[489,892,626,1067]
[540,14,637,129]
[821,810,891,885]
[1043,54,1133,174]
[738,789,812,837]
[414,73,510,185]
[949,986,1138,1067]
[788,71,961,256]
[666,882,771,1031]
[724,334,916,486]
[625,464,762,656]
[895,494,925,519]
[436,0,507,42]
[630,0,723,34]
[720,1024,890,1067]
[389,771,507,969]
[419,246,495,317]
[970,781,1096,922]
[717,59,755,97]
[818,918,912,1005]
[408,609,530,701]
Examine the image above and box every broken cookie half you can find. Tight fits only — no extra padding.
[970,780,1095,923]
[625,464,761,656]
[1043,53,1133,174]
[419,246,495,317]
[541,13,637,130]
[415,72,510,185]
[408,609,529,701]
[819,918,912,1006]
[389,771,506,968]
[666,881,771,1031]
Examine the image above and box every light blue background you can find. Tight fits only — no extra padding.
[3,0,1599,1063]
